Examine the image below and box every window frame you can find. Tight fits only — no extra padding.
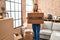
[5,0,23,29]
[26,0,33,17]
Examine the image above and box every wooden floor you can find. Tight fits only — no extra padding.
[15,37,48,40]
[39,38,48,40]
[14,32,48,40]
[19,38,48,40]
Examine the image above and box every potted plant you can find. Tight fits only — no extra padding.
[0,13,3,19]
[0,7,5,19]
[1,7,5,13]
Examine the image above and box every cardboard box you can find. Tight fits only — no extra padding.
[24,32,33,40]
[28,13,44,24]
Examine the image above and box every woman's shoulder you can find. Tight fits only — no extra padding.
[38,10,43,13]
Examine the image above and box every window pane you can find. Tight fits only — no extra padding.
[6,12,11,18]
[15,3,18,11]
[26,0,33,5]
[26,6,33,12]
[15,0,18,2]
[11,0,14,1]
[18,20,21,26]
[11,2,14,11]
[15,12,19,19]
[18,12,21,18]
[6,0,10,1]
[19,0,21,3]
[19,4,21,11]
[16,20,19,27]
[11,12,15,19]
[6,1,10,10]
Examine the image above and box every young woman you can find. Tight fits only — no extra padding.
[32,4,40,40]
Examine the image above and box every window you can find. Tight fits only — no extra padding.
[26,0,33,17]
[6,0,22,28]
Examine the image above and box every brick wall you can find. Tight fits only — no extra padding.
[38,0,60,16]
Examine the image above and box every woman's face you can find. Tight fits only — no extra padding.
[34,4,38,11]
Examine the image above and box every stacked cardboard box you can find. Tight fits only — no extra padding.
[24,31,33,40]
